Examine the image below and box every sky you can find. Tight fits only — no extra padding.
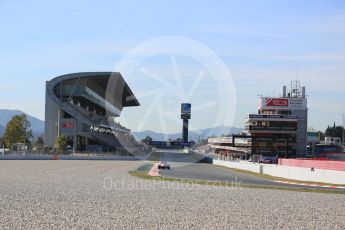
[0,0,344,133]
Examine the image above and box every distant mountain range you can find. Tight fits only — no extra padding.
[0,125,4,136]
[0,109,44,137]
[0,109,243,142]
[132,125,243,142]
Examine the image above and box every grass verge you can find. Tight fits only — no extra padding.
[136,162,154,172]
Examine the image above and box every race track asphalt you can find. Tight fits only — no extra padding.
[157,152,345,192]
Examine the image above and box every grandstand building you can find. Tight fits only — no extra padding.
[44,72,140,153]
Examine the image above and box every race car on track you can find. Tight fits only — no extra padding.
[158,161,171,170]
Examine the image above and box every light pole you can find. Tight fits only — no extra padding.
[57,109,61,138]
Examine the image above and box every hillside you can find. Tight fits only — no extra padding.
[0,109,44,136]
[133,125,243,142]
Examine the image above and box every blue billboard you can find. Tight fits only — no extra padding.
[181,103,191,114]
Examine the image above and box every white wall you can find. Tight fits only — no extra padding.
[214,159,345,185]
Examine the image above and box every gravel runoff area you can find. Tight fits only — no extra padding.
[0,161,345,230]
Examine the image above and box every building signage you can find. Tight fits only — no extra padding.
[181,142,192,147]
[289,98,307,108]
[61,122,75,129]
[265,98,289,107]
[261,97,307,109]
[249,114,298,119]
[60,119,76,133]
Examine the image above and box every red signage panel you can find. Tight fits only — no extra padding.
[265,98,289,107]
[61,122,75,129]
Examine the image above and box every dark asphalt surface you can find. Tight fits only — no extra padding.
[157,151,345,192]
[148,150,211,163]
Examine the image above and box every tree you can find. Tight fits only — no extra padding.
[317,131,325,141]
[175,137,182,142]
[36,136,44,146]
[55,135,68,154]
[141,136,153,144]
[325,124,344,140]
[34,136,44,153]
[3,114,33,148]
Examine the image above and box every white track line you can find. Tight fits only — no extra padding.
[273,180,345,189]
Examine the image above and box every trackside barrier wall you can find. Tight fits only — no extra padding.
[278,158,345,172]
[213,159,345,185]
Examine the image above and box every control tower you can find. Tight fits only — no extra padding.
[181,103,191,143]
[245,81,308,157]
